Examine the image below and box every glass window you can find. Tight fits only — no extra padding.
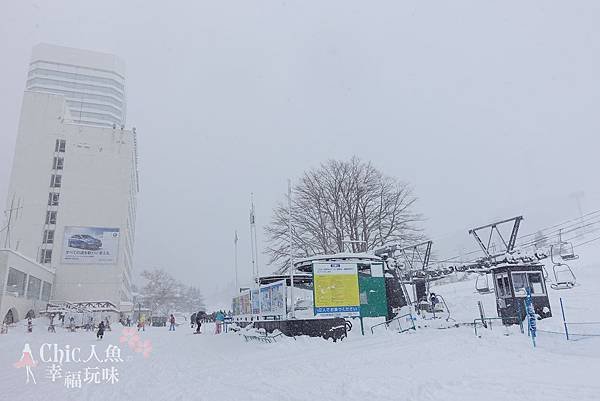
[6,268,27,296]
[46,211,57,225]
[41,249,52,264]
[48,192,59,206]
[512,272,527,296]
[53,156,64,170]
[55,139,66,152]
[502,276,510,295]
[41,281,52,301]
[50,174,62,188]
[495,274,511,297]
[528,272,544,295]
[27,276,42,300]
[43,230,54,244]
[495,276,505,297]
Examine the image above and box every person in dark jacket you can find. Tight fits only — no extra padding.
[190,313,197,329]
[97,321,106,339]
[195,313,202,334]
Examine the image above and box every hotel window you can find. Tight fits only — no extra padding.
[46,211,57,225]
[41,249,52,264]
[53,156,64,170]
[55,139,66,152]
[48,192,60,206]
[50,174,62,188]
[43,229,54,244]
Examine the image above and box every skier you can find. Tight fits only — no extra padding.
[126,316,131,327]
[27,318,33,333]
[190,312,197,329]
[169,314,176,331]
[48,314,56,333]
[97,320,106,339]
[69,316,76,332]
[215,311,224,334]
[195,313,202,334]
[138,314,146,332]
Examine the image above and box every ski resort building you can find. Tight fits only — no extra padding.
[0,249,55,324]
[1,45,138,322]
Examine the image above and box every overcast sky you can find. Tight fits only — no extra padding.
[1,1,599,307]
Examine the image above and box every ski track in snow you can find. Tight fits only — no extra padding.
[1,257,599,400]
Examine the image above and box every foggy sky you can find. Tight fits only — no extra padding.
[1,1,599,307]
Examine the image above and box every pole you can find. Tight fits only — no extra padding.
[288,179,295,319]
[234,230,239,294]
[250,194,261,319]
[560,297,569,340]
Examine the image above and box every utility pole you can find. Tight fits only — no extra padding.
[288,179,295,319]
[234,230,239,294]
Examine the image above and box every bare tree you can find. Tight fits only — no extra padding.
[265,157,424,272]
[139,269,205,314]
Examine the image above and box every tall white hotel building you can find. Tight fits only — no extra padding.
[1,44,138,314]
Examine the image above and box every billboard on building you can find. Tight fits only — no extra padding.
[313,262,360,317]
[240,292,251,315]
[61,226,120,264]
[257,280,286,316]
[251,290,260,314]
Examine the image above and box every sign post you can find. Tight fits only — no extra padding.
[525,287,537,348]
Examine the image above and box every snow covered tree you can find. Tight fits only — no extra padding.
[138,269,205,314]
[265,157,424,272]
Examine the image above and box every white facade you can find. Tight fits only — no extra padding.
[0,249,55,324]
[1,91,138,312]
[26,43,126,128]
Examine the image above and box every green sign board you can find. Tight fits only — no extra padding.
[358,263,388,318]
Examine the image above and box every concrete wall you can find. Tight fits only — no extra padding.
[0,249,55,323]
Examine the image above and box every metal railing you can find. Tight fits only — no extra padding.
[370,313,416,335]
[473,316,524,337]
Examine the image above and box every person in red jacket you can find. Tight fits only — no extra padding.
[169,314,176,331]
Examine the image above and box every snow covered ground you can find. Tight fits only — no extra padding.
[2,248,599,401]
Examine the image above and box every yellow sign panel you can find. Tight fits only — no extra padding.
[313,262,360,316]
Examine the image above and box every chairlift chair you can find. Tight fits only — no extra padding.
[550,244,577,290]
[475,273,493,294]
[559,241,579,261]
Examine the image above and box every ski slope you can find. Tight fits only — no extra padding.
[1,248,599,401]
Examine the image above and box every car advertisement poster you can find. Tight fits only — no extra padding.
[61,226,120,264]
[313,262,360,317]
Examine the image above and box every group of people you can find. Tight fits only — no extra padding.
[14,311,229,337]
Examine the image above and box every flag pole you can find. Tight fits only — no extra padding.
[234,230,239,294]
[288,179,295,319]
[250,194,261,319]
